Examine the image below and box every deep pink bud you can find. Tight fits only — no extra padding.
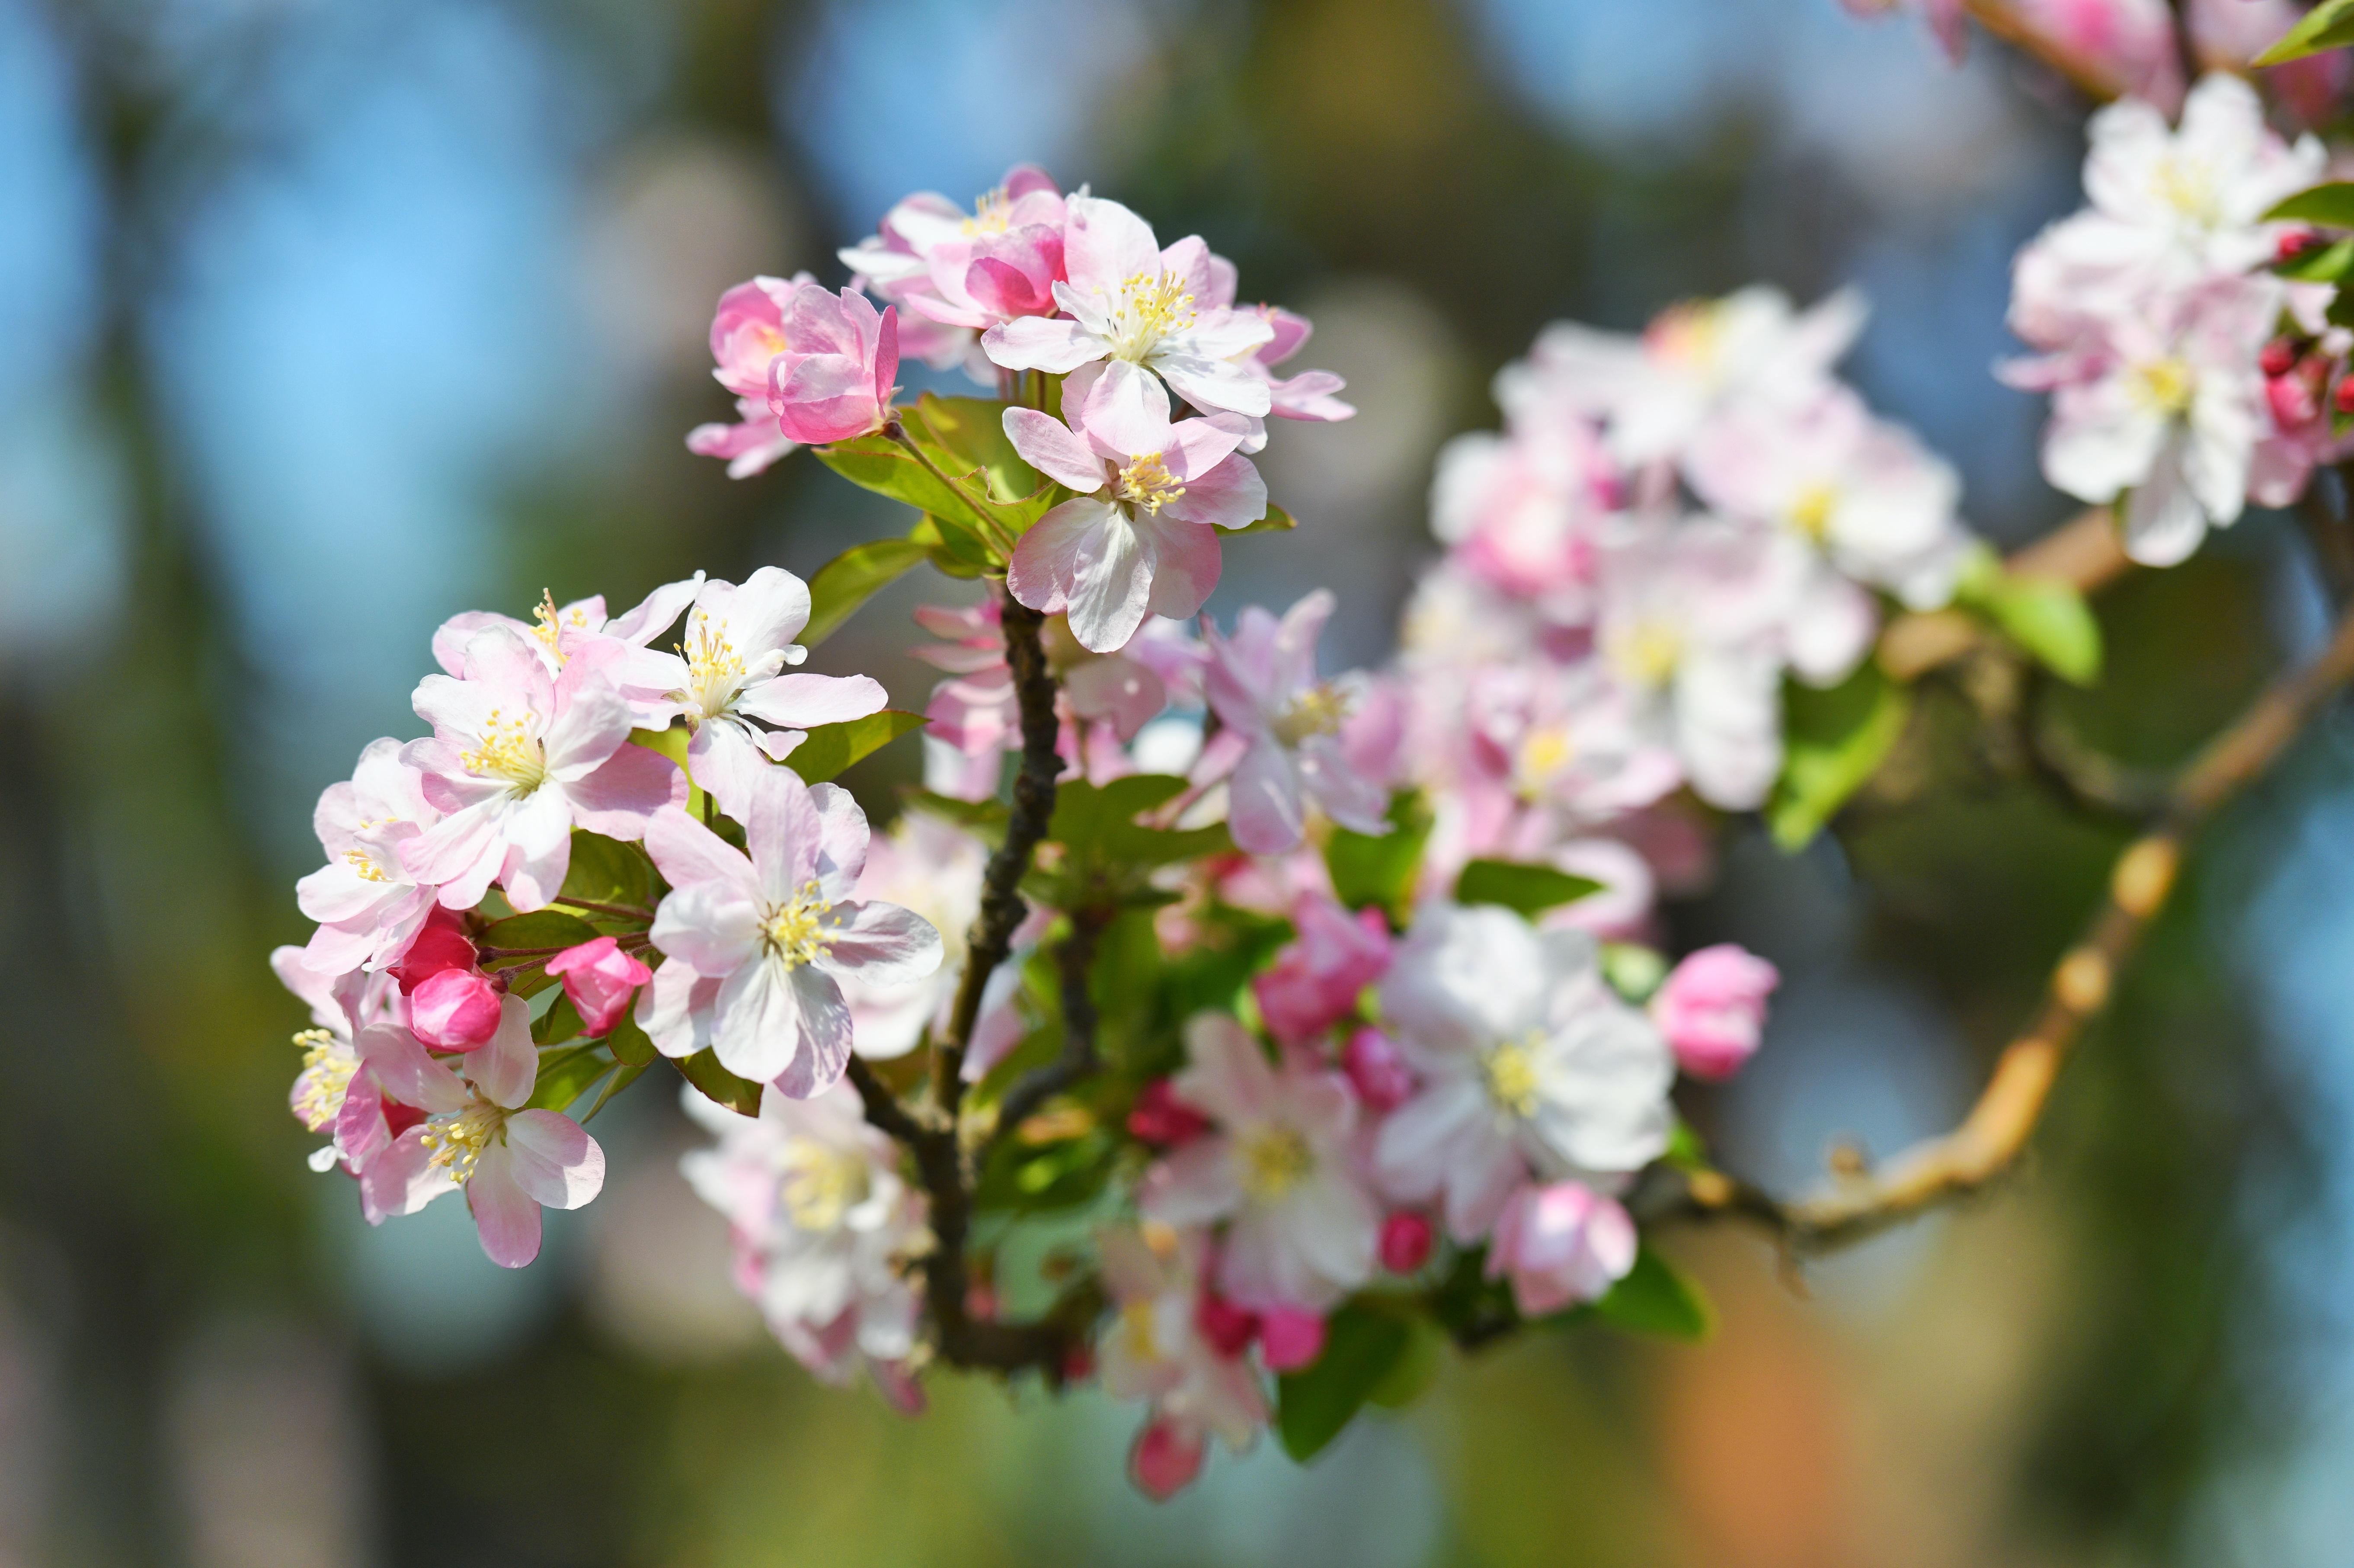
[409,967,503,1050]
[1379,1211,1435,1274]
[1258,1306,1326,1371]
[2279,228,2320,263]
[1253,896,1391,1046]
[2268,364,2321,428]
[1485,1181,1638,1318]
[544,936,653,1037]
[1129,1416,1206,1500]
[1194,1292,1259,1358]
[2260,337,2301,379]
[1342,1027,1416,1113]
[392,906,475,993]
[1650,944,1779,1081]
[1127,1079,1212,1146]
[2335,374,2354,417]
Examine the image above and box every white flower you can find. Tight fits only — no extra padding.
[294,737,442,975]
[836,813,985,1059]
[1199,590,1391,856]
[639,764,943,1095]
[1374,903,1673,1242]
[680,1082,928,1392]
[1139,1014,1380,1311]
[1096,1222,1269,1495]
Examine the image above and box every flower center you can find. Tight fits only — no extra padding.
[678,617,748,720]
[1645,299,1724,376]
[1270,682,1351,747]
[291,1029,353,1133]
[1606,620,1683,688]
[1787,482,1838,543]
[531,589,588,662]
[343,848,390,883]
[759,881,836,969]
[1236,1123,1315,1202]
[461,709,547,793]
[2151,156,2219,226]
[778,1140,871,1230]
[418,1098,506,1184]
[2130,357,2196,416]
[1107,271,1196,360]
[962,185,1013,235]
[1112,451,1187,515]
[1481,1037,1543,1120]
[1516,726,1575,794]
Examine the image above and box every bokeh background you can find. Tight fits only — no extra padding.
[5,0,2354,1563]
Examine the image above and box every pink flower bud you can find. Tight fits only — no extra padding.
[392,906,475,993]
[1485,1181,1638,1318]
[1127,1079,1211,1146]
[2260,337,2301,380]
[1253,895,1392,1046]
[1129,1416,1206,1501]
[408,967,502,1050]
[1650,944,1779,1081]
[1194,1292,1259,1358]
[764,287,899,445]
[544,936,653,1037]
[1379,1211,1435,1274]
[1342,1027,1416,1113]
[2335,376,2354,417]
[1257,1306,1326,1372]
[2268,365,2321,429]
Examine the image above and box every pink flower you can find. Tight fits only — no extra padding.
[356,995,607,1268]
[294,738,443,976]
[1379,1211,1435,1274]
[545,936,654,1037]
[1429,407,1615,605]
[400,625,686,912]
[1003,366,1266,652]
[390,906,475,992]
[1651,943,1778,1081]
[982,194,1276,419]
[839,166,1065,373]
[1484,1181,1637,1317]
[1341,1027,1417,1114]
[686,272,816,477]
[408,967,503,1050]
[1200,591,1390,854]
[1128,1079,1213,1146]
[767,286,899,446]
[1139,1013,1381,1311]
[428,577,707,717]
[1252,894,1391,1046]
[274,946,403,1178]
[638,764,943,1094]
[1096,1223,1269,1499]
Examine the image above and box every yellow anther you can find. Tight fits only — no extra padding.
[290,1029,353,1133]
[961,184,1014,235]
[1645,298,1725,371]
[1516,726,1575,794]
[1482,1037,1543,1119]
[1236,1124,1315,1201]
[2130,357,2196,416]
[460,708,547,791]
[678,618,748,718]
[342,848,388,883]
[1108,271,1196,358]
[1113,452,1188,515]
[1606,620,1683,688]
[1270,682,1351,747]
[778,1141,871,1231]
[759,880,836,969]
[1788,482,1839,543]
[418,1100,505,1185]
[2151,156,2219,225]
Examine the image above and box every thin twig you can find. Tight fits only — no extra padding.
[1677,602,2354,1251]
[985,909,1110,1157]
[553,896,655,924]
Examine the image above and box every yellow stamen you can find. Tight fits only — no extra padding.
[418,1099,506,1184]
[1270,682,1351,747]
[1644,299,1724,372]
[1606,621,1682,688]
[778,1141,871,1231]
[460,708,547,792]
[291,1029,353,1133]
[2150,156,2219,225]
[1107,271,1196,359]
[678,617,747,720]
[1787,482,1838,543]
[1516,726,1575,794]
[1113,452,1187,515]
[2130,357,2196,416]
[1482,1037,1543,1120]
[1236,1123,1315,1201]
[961,185,1013,235]
[342,848,389,883]
[759,880,836,969]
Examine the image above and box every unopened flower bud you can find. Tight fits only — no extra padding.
[544,936,653,1037]
[2280,228,2321,263]
[1129,1417,1206,1501]
[2335,374,2354,416]
[1127,1079,1211,1146]
[1651,944,1778,1080]
[1341,1027,1416,1113]
[1380,1211,1435,1274]
[1257,1306,1327,1371]
[1194,1291,1258,1358]
[2261,336,2301,379]
[409,967,503,1050]
[392,906,476,993]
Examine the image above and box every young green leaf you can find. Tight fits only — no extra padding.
[480,909,603,955]
[2255,0,2354,65]
[813,431,1005,542]
[1276,1302,1415,1462]
[1591,1245,1713,1342]
[677,1049,763,1117]
[525,1043,616,1114]
[1325,792,1430,924]
[1227,501,1298,537]
[531,991,585,1046]
[2274,236,2354,283]
[581,1058,650,1123]
[784,709,930,784]
[803,536,931,646]
[1453,858,1603,917]
[1765,662,1909,851]
[2265,181,2354,226]
[1980,575,2102,685]
[899,787,1012,842]
[556,829,654,914]
[908,392,1043,502]
[605,1006,658,1067]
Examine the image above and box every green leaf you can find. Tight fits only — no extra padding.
[1227,501,1298,537]
[2274,236,2354,283]
[1453,858,1603,918]
[677,1049,763,1117]
[2266,182,2354,226]
[908,513,991,578]
[556,830,653,913]
[1043,775,1232,890]
[2255,0,2354,64]
[785,709,930,784]
[899,787,1011,843]
[1592,1245,1713,1342]
[1366,1317,1444,1410]
[1600,942,1668,1003]
[479,910,603,997]
[1662,1118,1711,1174]
[908,393,1042,502]
[582,1058,650,1123]
[803,537,931,646]
[1277,1302,1415,1462]
[605,1006,657,1067]
[531,991,585,1046]
[1954,554,2102,685]
[1325,792,1429,925]
[1765,662,1910,852]
[526,1043,615,1113]
[813,432,1004,542]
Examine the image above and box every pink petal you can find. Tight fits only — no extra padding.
[502,1110,606,1210]
[1002,407,1104,492]
[466,1148,544,1268]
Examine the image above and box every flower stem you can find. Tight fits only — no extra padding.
[884,419,1018,557]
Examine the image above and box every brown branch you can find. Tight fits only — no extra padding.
[1961,0,2134,102]
[985,908,1110,1157]
[1880,507,2133,683]
[1681,603,2354,1251]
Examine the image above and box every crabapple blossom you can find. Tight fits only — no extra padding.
[407,967,503,1050]
[294,737,441,976]
[429,577,707,714]
[1652,943,1779,1080]
[1003,367,1267,651]
[639,765,942,1094]
[680,1082,928,1400]
[275,946,404,1177]
[832,812,986,1060]
[1199,591,1389,854]
[840,164,1066,375]
[356,995,606,1267]
[1485,1181,1638,1317]
[982,194,1276,419]
[685,272,819,477]
[635,567,889,821]
[1251,893,1391,1047]
[402,625,687,912]
[1375,904,1674,1242]
[544,937,654,1038]
[1342,1027,1417,1114]
[1140,1013,1381,1311]
[1096,1223,1269,1498]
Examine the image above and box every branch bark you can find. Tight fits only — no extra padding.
[1680,603,2354,1251]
